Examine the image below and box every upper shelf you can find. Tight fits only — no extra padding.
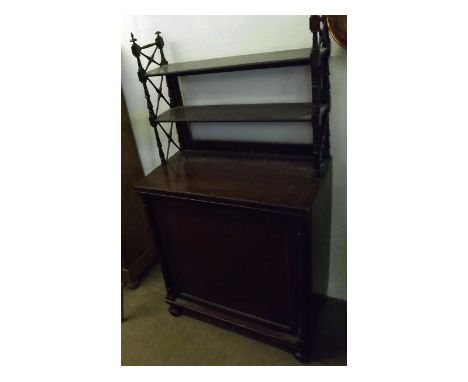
[155,103,329,123]
[145,48,315,77]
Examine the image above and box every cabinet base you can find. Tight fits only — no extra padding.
[166,295,312,358]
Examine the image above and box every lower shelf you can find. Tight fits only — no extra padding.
[155,103,330,123]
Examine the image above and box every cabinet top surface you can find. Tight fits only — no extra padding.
[145,48,311,77]
[134,151,326,212]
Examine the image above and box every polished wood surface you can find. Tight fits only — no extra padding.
[327,15,347,48]
[130,17,333,362]
[134,151,326,212]
[149,196,305,327]
[146,48,312,77]
[156,103,329,123]
[135,163,332,361]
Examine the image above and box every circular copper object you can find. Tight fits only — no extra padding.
[327,15,347,49]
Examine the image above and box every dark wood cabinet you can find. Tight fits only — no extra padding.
[129,16,332,362]
[135,151,331,360]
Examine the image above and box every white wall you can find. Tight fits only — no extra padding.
[121,15,347,300]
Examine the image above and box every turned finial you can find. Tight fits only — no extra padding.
[155,31,168,65]
[309,15,321,32]
[130,32,142,60]
[155,31,165,48]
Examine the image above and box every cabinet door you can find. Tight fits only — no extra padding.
[148,195,308,333]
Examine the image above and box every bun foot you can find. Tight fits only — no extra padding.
[126,280,140,289]
[169,305,182,317]
[294,351,310,363]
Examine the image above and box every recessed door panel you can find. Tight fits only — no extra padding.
[149,196,305,329]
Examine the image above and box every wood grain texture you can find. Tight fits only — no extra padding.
[134,151,327,213]
[134,161,332,361]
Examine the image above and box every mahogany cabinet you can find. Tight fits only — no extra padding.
[134,151,331,361]
[129,16,332,362]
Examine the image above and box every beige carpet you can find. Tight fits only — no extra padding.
[121,265,346,366]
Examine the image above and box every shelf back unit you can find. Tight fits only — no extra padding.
[130,15,331,176]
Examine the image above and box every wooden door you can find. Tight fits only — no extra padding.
[147,195,308,334]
